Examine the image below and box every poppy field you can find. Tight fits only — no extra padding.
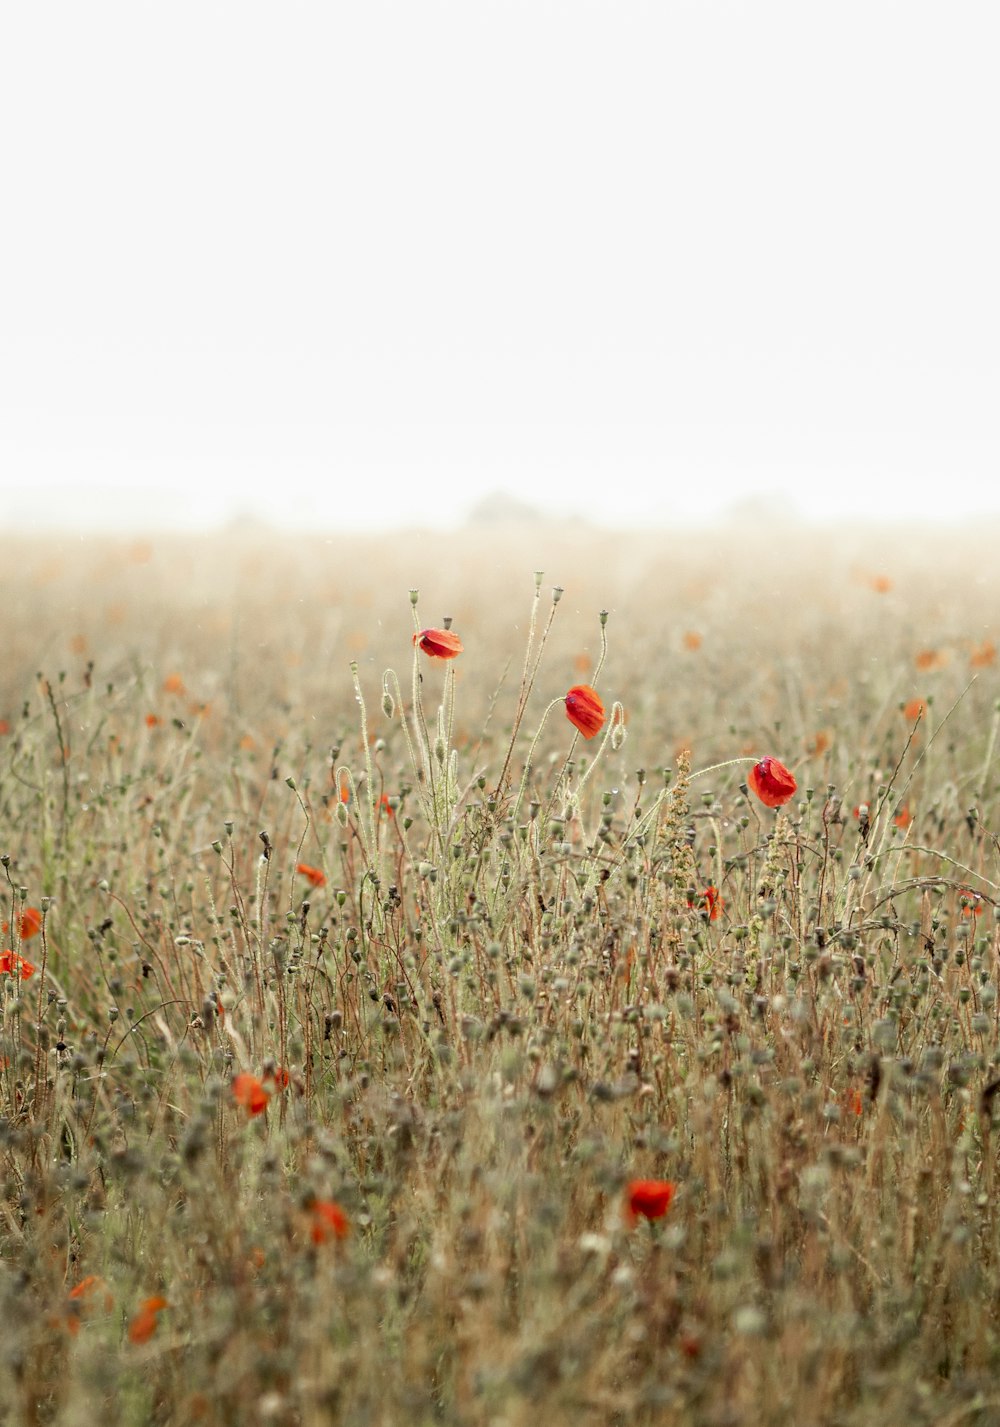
[2,523,1000,1425]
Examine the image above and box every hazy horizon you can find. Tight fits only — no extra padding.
[3,3,998,535]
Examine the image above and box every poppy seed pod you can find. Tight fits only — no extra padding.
[748,756,797,809]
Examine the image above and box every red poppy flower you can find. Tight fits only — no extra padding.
[0,950,35,979]
[232,1073,270,1117]
[68,1274,103,1302]
[413,629,464,659]
[297,862,326,888]
[687,887,723,920]
[309,1199,350,1244]
[63,1275,113,1335]
[626,1179,676,1223]
[903,698,926,722]
[565,685,605,740]
[265,1065,291,1089]
[19,908,42,940]
[128,1295,168,1345]
[747,756,797,809]
[3,908,42,942]
[145,713,161,728]
[959,888,983,918]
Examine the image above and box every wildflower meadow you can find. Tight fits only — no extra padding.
[2,523,1000,1426]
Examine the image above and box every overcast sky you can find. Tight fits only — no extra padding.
[2,3,997,532]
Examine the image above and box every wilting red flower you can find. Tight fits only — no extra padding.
[413,628,464,659]
[565,684,605,740]
[309,1199,350,1244]
[626,1179,676,1223]
[128,1295,168,1345]
[747,756,797,809]
[232,1073,270,1117]
[0,950,35,979]
[297,862,326,888]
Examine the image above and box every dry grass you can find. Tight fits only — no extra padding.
[2,522,1000,1426]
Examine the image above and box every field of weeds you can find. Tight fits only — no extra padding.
[2,522,1000,1426]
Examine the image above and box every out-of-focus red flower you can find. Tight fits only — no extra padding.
[0,950,35,979]
[232,1073,270,1116]
[297,862,326,888]
[959,888,984,918]
[265,1066,291,1089]
[145,713,161,728]
[163,673,186,695]
[747,756,797,809]
[702,886,723,921]
[309,1199,350,1244]
[970,640,997,669]
[869,574,893,593]
[19,908,41,940]
[63,1275,113,1335]
[413,629,464,659]
[68,1274,103,1302]
[128,1295,168,1344]
[3,908,43,941]
[564,684,605,740]
[903,698,927,722]
[893,804,912,830]
[626,1179,676,1223]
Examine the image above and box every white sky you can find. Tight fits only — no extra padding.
[2,3,998,532]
